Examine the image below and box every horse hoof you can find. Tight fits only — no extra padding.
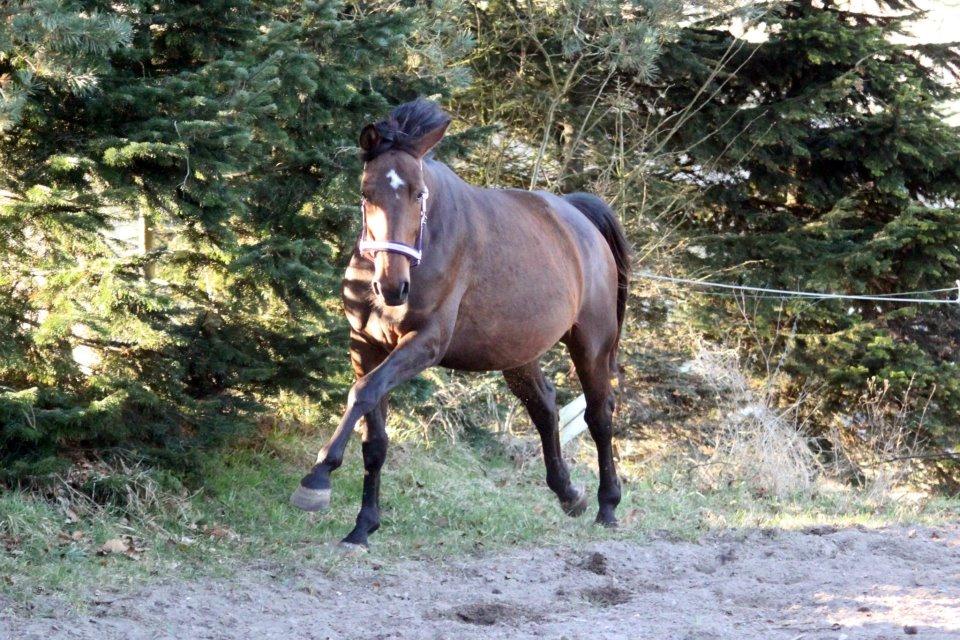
[337,541,369,556]
[290,485,331,512]
[561,486,588,518]
[595,516,618,529]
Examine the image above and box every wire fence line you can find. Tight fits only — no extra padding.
[560,271,958,447]
[634,271,960,305]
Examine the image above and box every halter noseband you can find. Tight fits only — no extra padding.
[357,162,429,267]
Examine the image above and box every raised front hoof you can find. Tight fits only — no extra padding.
[337,541,369,556]
[289,485,331,512]
[560,486,589,518]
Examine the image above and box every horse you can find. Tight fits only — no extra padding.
[290,98,630,549]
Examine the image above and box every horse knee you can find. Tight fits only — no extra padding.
[348,378,381,416]
[545,471,571,494]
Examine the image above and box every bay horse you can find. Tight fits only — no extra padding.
[290,99,630,549]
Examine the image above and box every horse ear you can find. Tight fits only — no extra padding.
[359,124,381,153]
[412,117,451,158]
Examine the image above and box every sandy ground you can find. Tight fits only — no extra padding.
[3,525,959,640]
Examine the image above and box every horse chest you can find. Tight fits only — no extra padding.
[363,313,408,350]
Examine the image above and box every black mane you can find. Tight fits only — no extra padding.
[360,98,451,162]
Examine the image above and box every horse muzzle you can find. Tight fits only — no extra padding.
[373,279,410,306]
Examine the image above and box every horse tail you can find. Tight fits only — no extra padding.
[563,192,631,370]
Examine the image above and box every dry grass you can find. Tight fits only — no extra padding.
[10,456,203,549]
[674,340,943,513]
[679,344,820,499]
[415,369,513,443]
[826,378,934,507]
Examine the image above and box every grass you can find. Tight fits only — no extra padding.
[3,423,959,609]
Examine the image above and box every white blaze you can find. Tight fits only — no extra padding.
[386,169,405,190]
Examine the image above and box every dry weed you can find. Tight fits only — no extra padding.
[683,344,820,498]
[828,377,932,506]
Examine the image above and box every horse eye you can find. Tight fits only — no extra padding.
[416,191,426,200]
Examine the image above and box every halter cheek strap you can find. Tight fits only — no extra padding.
[357,162,429,267]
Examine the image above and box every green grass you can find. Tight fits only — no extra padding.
[3,431,959,608]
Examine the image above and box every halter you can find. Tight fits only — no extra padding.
[358,162,429,267]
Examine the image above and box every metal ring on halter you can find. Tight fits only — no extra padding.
[357,163,429,266]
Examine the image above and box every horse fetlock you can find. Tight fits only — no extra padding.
[595,507,618,528]
[560,485,589,518]
[290,485,332,512]
[353,510,380,535]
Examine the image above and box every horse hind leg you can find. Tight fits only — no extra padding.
[566,330,622,527]
[502,361,588,517]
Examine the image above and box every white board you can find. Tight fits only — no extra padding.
[558,394,588,447]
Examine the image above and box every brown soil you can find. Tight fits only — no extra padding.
[3,525,959,639]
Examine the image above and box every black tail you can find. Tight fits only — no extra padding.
[563,192,631,358]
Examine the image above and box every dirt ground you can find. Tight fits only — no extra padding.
[3,525,959,640]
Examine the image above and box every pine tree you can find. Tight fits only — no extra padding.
[0,0,456,479]
[654,1,960,467]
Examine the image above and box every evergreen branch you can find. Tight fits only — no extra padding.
[8,312,136,351]
[173,120,191,189]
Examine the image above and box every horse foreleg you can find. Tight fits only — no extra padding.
[290,326,447,520]
[339,394,388,549]
[343,335,390,548]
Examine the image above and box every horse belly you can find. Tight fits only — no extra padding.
[439,288,577,372]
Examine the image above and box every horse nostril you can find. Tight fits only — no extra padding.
[400,281,410,298]
[372,281,382,297]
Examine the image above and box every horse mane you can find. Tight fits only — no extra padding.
[360,98,451,162]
